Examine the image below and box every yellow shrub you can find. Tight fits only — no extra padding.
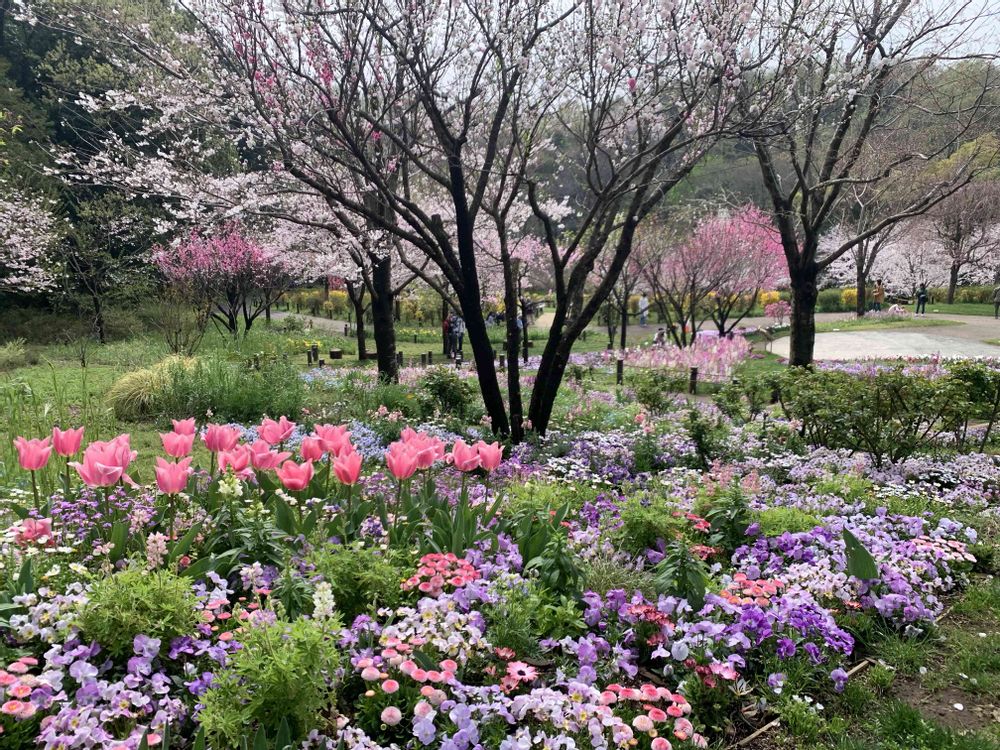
[840,288,857,308]
[758,290,781,307]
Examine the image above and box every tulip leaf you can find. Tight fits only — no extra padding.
[193,728,206,750]
[110,521,129,562]
[167,522,203,565]
[843,529,879,580]
[275,718,292,750]
[5,502,29,520]
[137,734,149,750]
[253,727,268,750]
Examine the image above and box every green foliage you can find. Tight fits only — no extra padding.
[198,618,342,746]
[505,480,599,516]
[0,338,27,371]
[755,507,822,536]
[415,366,478,420]
[581,557,656,597]
[653,540,710,610]
[523,530,583,595]
[843,529,879,580]
[79,567,199,657]
[631,369,684,412]
[703,482,753,554]
[774,368,972,465]
[306,543,407,622]
[615,494,685,555]
[682,405,727,469]
[106,356,189,420]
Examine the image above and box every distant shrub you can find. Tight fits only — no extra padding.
[0,338,27,371]
[107,355,196,420]
[758,290,781,308]
[416,366,477,420]
[816,288,849,313]
[840,287,858,309]
[632,369,685,412]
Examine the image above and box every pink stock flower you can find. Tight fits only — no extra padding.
[155,457,193,495]
[276,459,314,491]
[300,436,325,461]
[13,518,53,546]
[448,439,480,472]
[313,423,352,456]
[385,443,417,480]
[249,440,291,470]
[258,416,296,445]
[203,424,240,453]
[171,418,197,435]
[218,445,254,477]
[70,434,137,487]
[160,431,195,458]
[333,449,362,485]
[52,426,84,457]
[13,436,51,471]
[476,441,503,472]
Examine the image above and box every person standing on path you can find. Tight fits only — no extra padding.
[442,313,451,356]
[452,314,465,358]
[872,280,886,312]
[915,283,928,316]
[993,285,1000,319]
[638,292,650,327]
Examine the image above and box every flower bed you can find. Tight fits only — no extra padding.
[0,397,991,749]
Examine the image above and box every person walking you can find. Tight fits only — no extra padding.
[638,292,650,327]
[993,285,1000,320]
[442,313,451,356]
[915,283,928,317]
[452,314,465,357]
[872,279,886,312]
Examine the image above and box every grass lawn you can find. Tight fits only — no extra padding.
[814,316,960,333]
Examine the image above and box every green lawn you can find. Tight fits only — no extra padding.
[815,317,960,333]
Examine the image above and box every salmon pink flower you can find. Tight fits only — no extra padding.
[476,441,503,472]
[276,459,314,491]
[313,423,352,456]
[258,416,296,445]
[13,518,53,546]
[203,424,240,452]
[52,426,84,457]
[160,431,194,458]
[13,436,51,471]
[155,457,193,495]
[334,449,363,485]
[218,445,254,477]
[249,440,291,470]
[300,436,325,461]
[171,418,197,435]
[448,439,480,472]
[70,434,137,487]
[385,443,417,480]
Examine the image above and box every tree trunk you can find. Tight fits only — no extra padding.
[947,263,960,304]
[91,291,107,345]
[347,281,367,360]
[441,296,450,355]
[855,262,867,317]
[369,252,399,382]
[619,295,628,350]
[788,262,819,367]
[502,260,524,442]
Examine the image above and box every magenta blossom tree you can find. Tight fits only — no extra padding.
[154,224,292,337]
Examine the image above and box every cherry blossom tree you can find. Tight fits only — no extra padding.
[0,188,61,294]
[927,180,1000,302]
[745,0,999,365]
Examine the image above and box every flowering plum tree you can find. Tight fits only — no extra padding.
[154,224,295,337]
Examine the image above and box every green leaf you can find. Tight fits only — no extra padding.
[193,728,206,750]
[167,522,203,565]
[275,718,292,750]
[137,734,150,750]
[16,557,34,595]
[843,529,879,580]
[5,502,29,520]
[109,521,129,562]
[273,497,296,535]
[253,727,268,750]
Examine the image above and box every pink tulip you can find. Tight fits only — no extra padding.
[13,437,52,471]
[203,424,240,453]
[385,443,417,480]
[258,416,296,446]
[448,439,481,472]
[52,427,84,457]
[476,441,503,472]
[401,428,446,469]
[300,436,325,461]
[160,431,195,458]
[69,434,137,488]
[313,423,352,456]
[249,440,291,470]
[334,449,363,485]
[218,445,254,477]
[276,459,314,491]
[171,418,197,435]
[155,456,193,495]
[14,518,53,546]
